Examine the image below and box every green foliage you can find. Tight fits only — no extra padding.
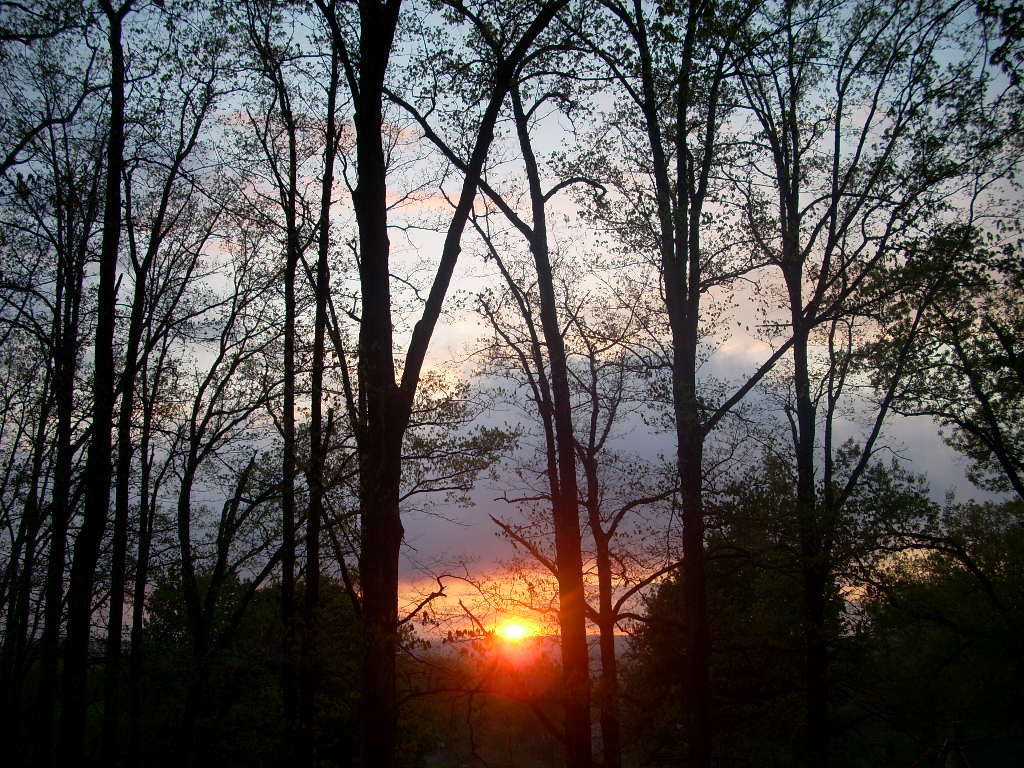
[872,228,1024,499]
[402,634,565,768]
[138,575,361,767]
[978,0,1024,86]
[848,499,1024,763]
[623,458,991,767]
[402,371,521,507]
[624,458,807,767]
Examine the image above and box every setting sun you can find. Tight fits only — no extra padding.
[495,620,534,640]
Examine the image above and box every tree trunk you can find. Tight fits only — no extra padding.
[510,86,593,768]
[128,357,156,768]
[594,533,622,768]
[358,432,405,768]
[668,232,710,767]
[177,457,209,768]
[579,436,621,768]
[347,4,566,764]
[181,646,211,768]
[279,175,299,761]
[59,2,126,761]
[677,419,709,768]
[38,240,82,766]
[271,56,302,759]
[100,208,149,767]
[624,7,716,761]
[351,1,403,762]
[300,20,340,760]
[791,319,829,767]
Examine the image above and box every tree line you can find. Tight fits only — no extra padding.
[0,0,1020,766]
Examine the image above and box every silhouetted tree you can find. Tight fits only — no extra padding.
[735,0,1020,760]
[332,2,569,764]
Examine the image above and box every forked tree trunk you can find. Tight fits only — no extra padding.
[351,4,404,762]
[347,3,568,764]
[618,6,717,761]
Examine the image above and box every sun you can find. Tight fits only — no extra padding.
[495,619,533,641]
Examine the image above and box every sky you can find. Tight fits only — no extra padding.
[366,36,1016,632]
[393,298,998,637]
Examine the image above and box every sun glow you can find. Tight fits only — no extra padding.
[495,619,533,640]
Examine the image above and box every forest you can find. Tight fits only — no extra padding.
[0,0,1021,766]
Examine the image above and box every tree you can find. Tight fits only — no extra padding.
[330,2,569,764]
[303,4,344,760]
[626,456,942,767]
[875,231,1024,500]
[0,1,93,176]
[0,24,104,760]
[58,1,130,760]
[0,1,1019,764]
[166,238,283,765]
[135,575,362,767]
[235,1,326,751]
[100,9,231,757]
[445,65,602,763]
[854,497,1024,762]
[733,0,1021,761]
[476,242,675,768]
[570,1,788,762]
